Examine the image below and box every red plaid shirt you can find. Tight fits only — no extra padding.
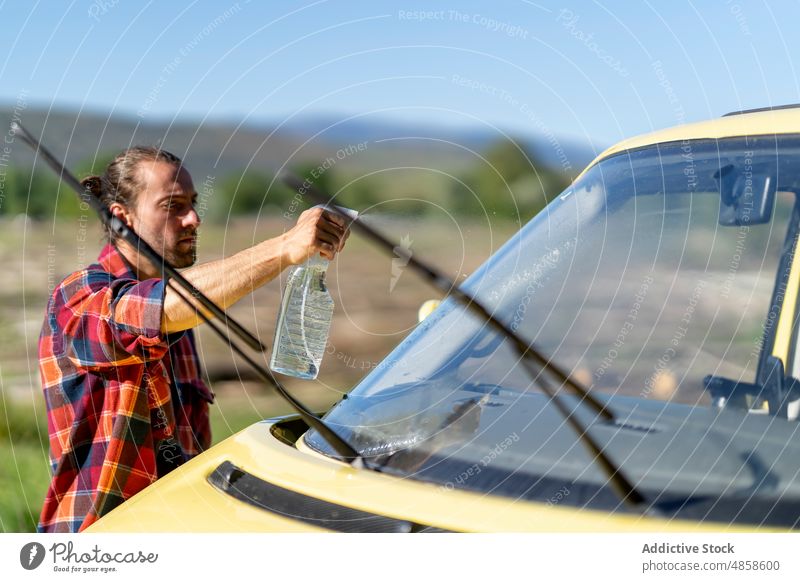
[38,243,214,532]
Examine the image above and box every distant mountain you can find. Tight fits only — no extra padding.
[0,105,601,180]
[278,114,601,173]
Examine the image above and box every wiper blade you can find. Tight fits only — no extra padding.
[12,123,364,467]
[281,172,645,507]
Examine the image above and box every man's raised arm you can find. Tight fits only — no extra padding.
[162,206,347,333]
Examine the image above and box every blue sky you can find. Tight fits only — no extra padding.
[1,1,798,150]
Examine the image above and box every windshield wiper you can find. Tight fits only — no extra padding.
[281,172,646,508]
[12,123,364,467]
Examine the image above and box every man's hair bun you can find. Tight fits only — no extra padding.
[80,175,103,198]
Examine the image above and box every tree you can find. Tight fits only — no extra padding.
[449,139,570,220]
[0,167,63,219]
[218,170,300,219]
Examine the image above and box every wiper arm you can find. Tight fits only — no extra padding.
[281,172,645,507]
[12,123,364,467]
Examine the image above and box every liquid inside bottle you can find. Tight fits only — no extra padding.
[269,255,334,379]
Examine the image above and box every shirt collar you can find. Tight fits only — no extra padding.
[97,243,139,280]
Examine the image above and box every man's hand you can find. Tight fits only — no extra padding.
[281,206,350,265]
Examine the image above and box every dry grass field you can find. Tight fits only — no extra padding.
[0,213,518,531]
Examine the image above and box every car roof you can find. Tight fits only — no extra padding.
[577,106,800,181]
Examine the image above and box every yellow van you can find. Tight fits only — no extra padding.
[89,105,800,532]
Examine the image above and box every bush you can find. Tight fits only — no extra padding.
[449,138,570,220]
[0,398,49,533]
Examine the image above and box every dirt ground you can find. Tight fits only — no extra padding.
[0,214,518,418]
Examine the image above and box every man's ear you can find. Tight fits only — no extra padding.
[109,203,134,228]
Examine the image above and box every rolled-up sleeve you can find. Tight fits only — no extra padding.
[58,271,171,369]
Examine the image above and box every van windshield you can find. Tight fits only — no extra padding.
[307,136,800,526]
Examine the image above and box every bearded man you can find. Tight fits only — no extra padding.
[37,147,347,532]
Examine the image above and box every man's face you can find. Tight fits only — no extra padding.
[128,160,201,268]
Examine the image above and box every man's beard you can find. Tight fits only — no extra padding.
[138,229,197,269]
[164,239,196,268]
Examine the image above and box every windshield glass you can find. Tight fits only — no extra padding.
[307,136,800,526]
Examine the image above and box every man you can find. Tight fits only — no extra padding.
[37,146,347,532]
